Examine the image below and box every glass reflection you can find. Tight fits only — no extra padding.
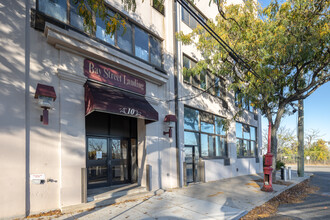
[88,138,107,160]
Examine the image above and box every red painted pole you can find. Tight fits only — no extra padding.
[268,121,271,153]
[262,120,273,192]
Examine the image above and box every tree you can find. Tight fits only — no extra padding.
[305,139,330,163]
[305,128,323,149]
[178,0,330,178]
[72,0,215,34]
[72,0,140,35]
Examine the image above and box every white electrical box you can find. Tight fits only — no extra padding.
[30,174,46,184]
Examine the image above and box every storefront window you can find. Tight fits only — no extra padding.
[39,0,67,23]
[184,106,228,158]
[184,131,199,145]
[201,134,209,157]
[236,123,243,138]
[215,136,226,157]
[135,27,149,61]
[215,116,226,136]
[184,107,199,131]
[236,122,257,158]
[201,121,214,133]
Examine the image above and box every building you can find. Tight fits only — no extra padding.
[0,0,263,219]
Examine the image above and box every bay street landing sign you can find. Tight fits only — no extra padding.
[84,59,146,95]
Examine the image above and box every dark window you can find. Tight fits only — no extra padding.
[200,71,206,90]
[183,55,191,82]
[150,36,162,67]
[184,106,227,158]
[184,107,199,131]
[135,27,149,61]
[117,23,133,54]
[181,0,206,29]
[235,90,254,112]
[96,10,115,45]
[152,0,165,15]
[39,0,67,23]
[70,0,84,30]
[183,55,226,98]
[214,76,226,98]
[236,122,257,157]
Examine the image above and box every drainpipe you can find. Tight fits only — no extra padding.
[173,0,182,188]
[25,0,31,216]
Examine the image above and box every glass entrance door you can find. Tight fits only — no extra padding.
[87,137,109,188]
[110,138,129,184]
[87,137,130,188]
[184,145,199,183]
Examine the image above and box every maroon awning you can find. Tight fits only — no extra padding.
[34,83,56,100]
[85,82,158,123]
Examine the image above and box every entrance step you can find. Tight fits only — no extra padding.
[61,184,165,215]
[87,183,147,202]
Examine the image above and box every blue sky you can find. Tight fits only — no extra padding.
[258,0,330,142]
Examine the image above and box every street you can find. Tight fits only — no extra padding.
[264,165,330,220]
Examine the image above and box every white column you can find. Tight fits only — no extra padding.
[57,69,87,207]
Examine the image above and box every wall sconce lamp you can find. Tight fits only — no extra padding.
[34,83,56,125]
[163,114,177,138]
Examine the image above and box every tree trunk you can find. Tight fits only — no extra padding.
[271,124,278,181]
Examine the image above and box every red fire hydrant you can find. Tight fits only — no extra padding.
[262,121,273,192]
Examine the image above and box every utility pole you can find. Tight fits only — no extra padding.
[297,99,304,177]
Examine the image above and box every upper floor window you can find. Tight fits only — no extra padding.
[183,55,226,98]
[36,0,163,69]
[39,0,67,23]
[181,0,207,29]
[152,0,165,15]
[70,0,84,30]
[96,9,115,45]
[235,90,254,112]
[236,122,257,158]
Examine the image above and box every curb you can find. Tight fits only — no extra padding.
[239,174,312,219]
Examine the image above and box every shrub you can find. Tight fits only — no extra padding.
[276,160,285,170]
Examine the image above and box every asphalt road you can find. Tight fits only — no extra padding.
[265,165,330,220]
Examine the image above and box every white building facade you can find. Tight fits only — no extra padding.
[0,0,262,219]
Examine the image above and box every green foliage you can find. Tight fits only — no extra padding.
[305,139,330,161]
[72,0,142,35]
[178,0,330,159]
[276,159,285,170]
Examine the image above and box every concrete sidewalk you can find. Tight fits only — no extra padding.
[28,171,311,220]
